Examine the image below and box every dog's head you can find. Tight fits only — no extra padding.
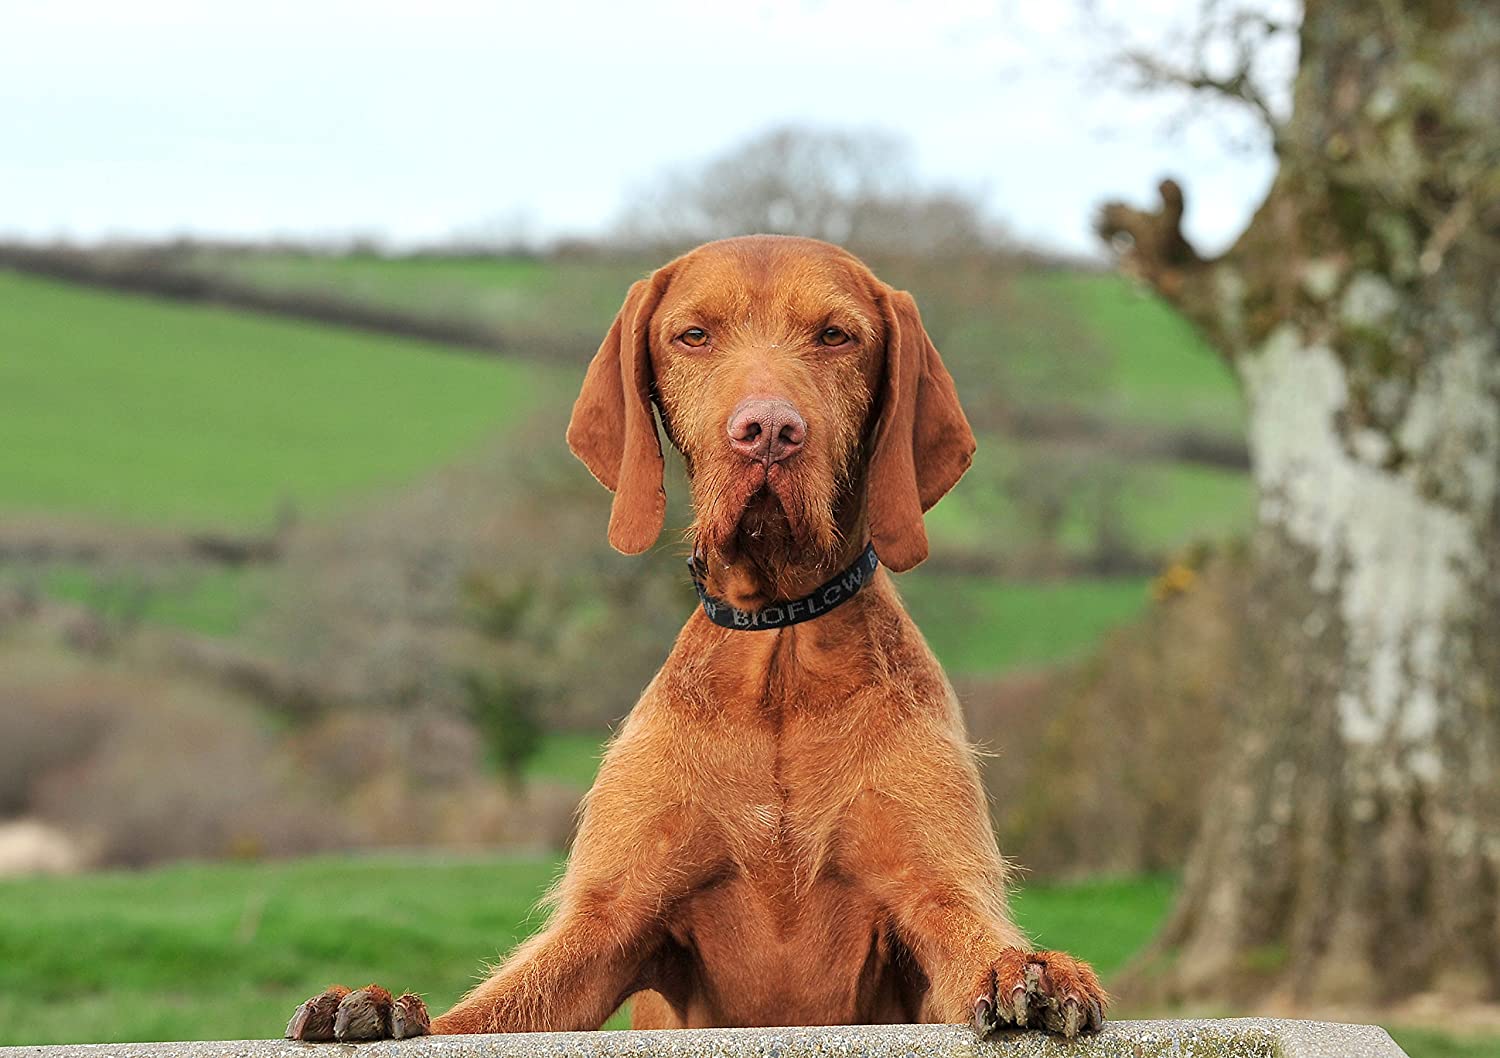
[567,235,974,577]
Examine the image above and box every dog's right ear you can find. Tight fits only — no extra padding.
[567,272,670,555]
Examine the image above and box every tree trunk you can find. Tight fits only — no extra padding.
[1099,0,1500,1004]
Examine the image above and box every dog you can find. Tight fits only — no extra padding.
[286,235,1106,1044]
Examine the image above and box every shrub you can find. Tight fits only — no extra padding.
[967,546,1246,877]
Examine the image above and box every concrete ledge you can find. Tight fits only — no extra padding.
[0,1020,1407,1058]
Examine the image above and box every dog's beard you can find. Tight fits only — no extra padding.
[689,457,844,576]
[763,464,841,560]
[691,461,770,558]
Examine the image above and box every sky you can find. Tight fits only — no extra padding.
[2,0,1291,258]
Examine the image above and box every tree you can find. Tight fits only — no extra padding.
[1097,0,1500,1005]
[463,669,544,789]
[616,124,1008,256]
[463,577,548,788]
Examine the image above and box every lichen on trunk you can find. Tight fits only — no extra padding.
[1242,322,1497,782]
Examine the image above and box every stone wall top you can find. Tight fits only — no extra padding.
[0,1019,1407,1058]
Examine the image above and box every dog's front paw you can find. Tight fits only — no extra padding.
[970,949,1106,1038]
[286,984,430,1042]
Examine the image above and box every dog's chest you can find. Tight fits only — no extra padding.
[694,655,886,872]
[672,865,894,1025]
[705,715,869,901]
[677,629,902,920]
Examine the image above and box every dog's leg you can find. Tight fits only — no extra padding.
[285,735,714,1040]
[430,909,652,1034]
[432,782,716,1034]
[627,989,684,1030]
[287,894,663,1040]
[850,744,1107,1038]
[892,894,1106,1038]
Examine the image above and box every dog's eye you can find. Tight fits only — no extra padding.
[677,328,710,348]
[819,327,850,347]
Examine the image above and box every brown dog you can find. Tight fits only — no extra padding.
[286,235,1106,1043]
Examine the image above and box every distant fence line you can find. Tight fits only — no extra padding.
[0,517,1169,582]
[0,519,284,568]
[0,244,578,363]
[1007,407,1250,472]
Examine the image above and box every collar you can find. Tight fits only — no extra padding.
[687,543,880,631]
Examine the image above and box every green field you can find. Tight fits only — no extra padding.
[0,260,1485,1058]
[0,270,567,530]
[0,856,1171,1046]
[1386,1029,1500,1058]
[524,730,612,788]
[1013,273,1244,434]
[901,575,1151,676]
[0,858,1481,1057]
[926,438,1252,560]
[8,563,272,638]
[0,258,1248,684]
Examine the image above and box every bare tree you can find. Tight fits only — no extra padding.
[616,124,1009,256]
[1098,0,1500,1007]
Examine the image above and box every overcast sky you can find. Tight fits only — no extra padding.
[3,0,1290,257]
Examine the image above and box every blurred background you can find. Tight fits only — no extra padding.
[2,2,1495,1056]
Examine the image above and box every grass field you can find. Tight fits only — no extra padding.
[901,575,1151,676]
[1386,1029,1500,1058]
[1013,273,1244,434]
[0,858,1484,1058]
[0,270,567,530]
[12,564,273,638]
[0,560,1157,683]
[0,856,1172,1046]
[524,730,612,788]
[0,262,1484,1058]
[926,438,1251,560]
[0,560,1157,681]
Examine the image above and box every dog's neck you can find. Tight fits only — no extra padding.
[694,487,871,611]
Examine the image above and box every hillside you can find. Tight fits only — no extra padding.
[0,258,1248,679]
[0,270,565,530]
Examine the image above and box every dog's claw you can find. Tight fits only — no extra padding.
[972,994,994,1033]
[391,993,432,1039]
[286,985,350,1042]
[971,949,1107,1039]
[334,985,394,1041]
[1007,982,1029,1026]
[285,1005,311,1042]
[1058,996,1086,1038]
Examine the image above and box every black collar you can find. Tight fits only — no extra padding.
[688,543,880,630]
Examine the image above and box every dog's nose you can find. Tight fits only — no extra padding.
[727,398,807,464]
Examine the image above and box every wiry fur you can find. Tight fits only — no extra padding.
[286,235,1105,1041]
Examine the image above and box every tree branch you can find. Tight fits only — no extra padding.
[1121,49,1284,146]
[1112,3,1293,150]
[1094,178,1206,306]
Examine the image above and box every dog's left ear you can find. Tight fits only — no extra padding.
[867,287,976,573]
[567,270,671,555]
